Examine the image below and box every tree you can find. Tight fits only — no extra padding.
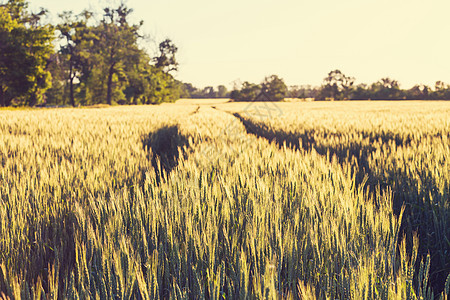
[406,85,430,100]
[181,83,197,98]
[379,77,399,90]
[261,75,287,101]
[1,1,182,107]
[217,85,228,98]
[94,4,142,105]
[369,77,403,100]
[121,48,182,105]
[431,81,450,100]
[230,81,260,101]
[202,86,215,98]
[45,53,67,105]
[56,10,94,106]
[288,85,318,99]
[0,0,53,106]
[351,83,371,100]
[145,65,180,104]
[317,70,355,100]
[154,39,178,73]
[435,81,446,91]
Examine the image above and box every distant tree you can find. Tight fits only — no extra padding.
[369,77,403,100]
[202,86,215,98]
[176,83,228,99]
[154,38,178,74]
[317,70,354,100]
[341,74,355,100]
[175,80,190,98]
[261,75,287,101]
[435,81,446,91]
[380,77,399,89]
[217,85,228,98]
[230,81,260,101]
[287,85,301,98]
[0,0,53,106]
[181,83,196,98]
[405,85,430,100]
[431,81,450,100]
[351,83,371,100]
[288,85,318,99]
[324,70,342,99]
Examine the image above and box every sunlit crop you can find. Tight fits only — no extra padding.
[0,101,449,299]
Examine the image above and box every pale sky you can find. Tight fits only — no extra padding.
[29,0,450,89]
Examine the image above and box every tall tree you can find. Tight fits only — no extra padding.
[56,10,93,106]
[0,0,53,106]
[95,4,142,105]
[154,38,178,74]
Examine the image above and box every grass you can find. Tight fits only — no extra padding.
[0,101,449,299]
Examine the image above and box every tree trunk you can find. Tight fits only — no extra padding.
[29,93,37,107]
[0,84,4,107]
[69,64,75,107]
[69,78,75,107]
[106,65,114,105]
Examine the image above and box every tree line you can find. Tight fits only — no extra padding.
[313,69,450,101]
[229,70,450,101]
[0,0,182,107]
[229,75,288,101]
[181,83,230,99]
[2,0,449,107]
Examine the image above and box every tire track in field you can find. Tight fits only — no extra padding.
[214,106,450,293]
[211,105,301,149]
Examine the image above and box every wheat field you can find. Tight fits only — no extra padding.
[0,101,449,299]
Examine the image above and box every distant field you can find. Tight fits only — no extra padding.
[175,98,231,105]
[0,101,449,299]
